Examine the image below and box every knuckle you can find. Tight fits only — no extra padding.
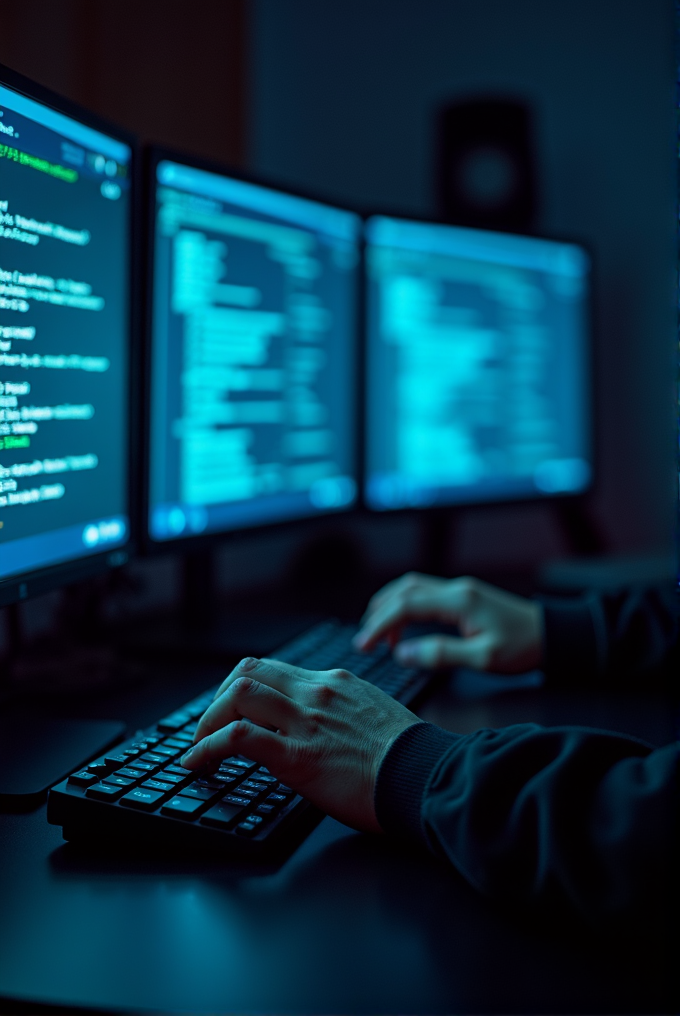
[229,719,250,743]
[312,680,337,707]
[455,576,477,604]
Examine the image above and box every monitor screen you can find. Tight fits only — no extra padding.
[0,76,132,587]
[147,158,361,543]
[364,216,592,511]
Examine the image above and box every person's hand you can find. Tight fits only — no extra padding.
[353,572,543,674]
[180,657,420,833]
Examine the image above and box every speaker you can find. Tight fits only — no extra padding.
[436,97,538,233]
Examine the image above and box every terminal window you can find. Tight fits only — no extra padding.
[0,84,130,581]
[149,161,360,541]
[365,217,592,510]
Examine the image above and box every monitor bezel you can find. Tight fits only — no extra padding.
[140,144,363,556]
[0,61,140,607]
[360,208,597,519]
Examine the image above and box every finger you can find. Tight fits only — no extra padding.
[213,656,302,703]
[393,633,488,670]
[181,720,286,772]
[195,676,301,743]
[354,589,449,652]
[358,572,427,627]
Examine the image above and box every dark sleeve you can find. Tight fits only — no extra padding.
[375,721,678,925]
[540,584,679,690]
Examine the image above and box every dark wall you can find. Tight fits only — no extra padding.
[0,0,246,166]
[250,0,677,567]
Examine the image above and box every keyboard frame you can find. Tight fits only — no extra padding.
[47,621,431,859]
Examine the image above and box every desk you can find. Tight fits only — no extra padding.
[0,658,674,1014]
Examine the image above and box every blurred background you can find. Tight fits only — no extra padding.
[0,0,676,649]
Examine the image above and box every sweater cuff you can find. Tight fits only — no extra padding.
[375,721,462,844]
[540,594,603,687]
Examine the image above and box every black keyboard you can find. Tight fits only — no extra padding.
[47,621,430,858]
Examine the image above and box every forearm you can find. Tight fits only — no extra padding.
[375,721,678,924]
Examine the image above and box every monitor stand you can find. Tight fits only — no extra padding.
[0,604,126,812]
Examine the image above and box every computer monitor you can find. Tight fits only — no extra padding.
[0,64,136,805]
[0,64,135,607]
[364,215,592,512]
[145,152,361,549]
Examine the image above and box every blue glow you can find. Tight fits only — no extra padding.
[148,163,359,540]
[0,516,128,579]
[157,161,360,241]
[0,85,131,163]
[366,216,589,274]
[364,215,592,510]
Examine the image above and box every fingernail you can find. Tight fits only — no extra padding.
[181,746,196,766]
[239,657,259,672]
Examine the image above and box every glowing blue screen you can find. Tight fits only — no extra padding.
[364,216,592,510]
[148,162,361,541]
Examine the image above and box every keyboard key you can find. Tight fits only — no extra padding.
[276,784,294,795]
[86,761,110,776]
[211,773,239,787]
[200,800,249,829]
[195,777,224,790]
[115,767,145,780]
[162,737,191,750]
[157,714,190,733]
[141,779,175,793]
[121,748,141,759]
[144,736,161,746]
[218,765,246,777]
[161,795,203,819]
[257,766,271,775]
[221,757,256,772]
[265,793,287,807]
[168,733,194,745]
[125,761,158,774]
[164,763,193,777]
[223,794,252,808]
[178,783,220,802]
[252,773,277,784]
[68,770,98,787]
[157,771,184,784]
[104,753,131,768]
[233,787,259,800]
[86,782,125,801]
[102,775,136,788]
[121,787,165,811]
[255,803,276,819]
[140,752,170,765]
[236,818,262,836]
[149,745,179,759]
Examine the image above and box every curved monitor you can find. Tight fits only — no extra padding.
[0,65,134,605]
[364,215,592,511]
[145,153,361,546]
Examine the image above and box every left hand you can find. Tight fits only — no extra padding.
[180,656,420,833]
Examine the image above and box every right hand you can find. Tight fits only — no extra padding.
[353,573,544,674]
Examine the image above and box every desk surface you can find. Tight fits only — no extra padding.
[0,656,675,1015]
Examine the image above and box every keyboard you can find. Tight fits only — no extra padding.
[47,621,430,858]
